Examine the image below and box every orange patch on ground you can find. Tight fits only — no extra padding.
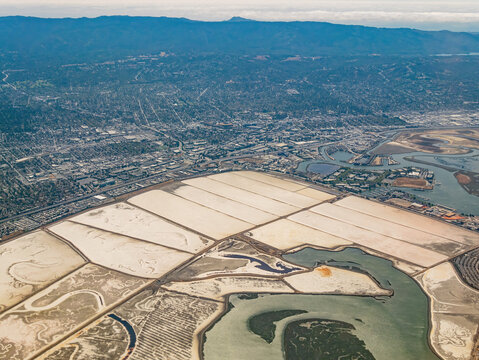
[392,177,433,190]
[442,214,465,220]
[315,266,332,277]
[455,173,471,185]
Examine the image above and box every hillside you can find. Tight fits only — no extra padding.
[1,16,479,65]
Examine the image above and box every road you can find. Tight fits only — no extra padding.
[0,152,263,225]
[0,140,336,225]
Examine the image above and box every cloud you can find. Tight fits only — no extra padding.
[1,0,479,31]
[244,10,479,26]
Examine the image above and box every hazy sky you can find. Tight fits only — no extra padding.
[1,0,479,31]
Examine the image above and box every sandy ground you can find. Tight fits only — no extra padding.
[129,190,253,240]
[182,177,299,216]
[13,172,479,360]
[172,185,277,225]
[455,172,471,185]
[0,231,85,313]
[311,203,468,255]
[431,315,479,360]
[335,196,479,246]
[234,171,306,191]
[49,221,192,278]
[165,264,389,302]
[169,239,306,281]
[393,129,479,154]
[39,315,130,360]
[209,172,318,208]
[41,286,161,360]
[391,177,433,190]
[192,305,225,360]
[127,290,221,360]
[163,276,294,301]
[289,211,447,267]
[295,187,336,202]
[71,202,213,253]
[416,262,479,315]
[371,156,383,166]
[416,262,479,360]
[42,286,222,360]
[191,264,295,281]
[389,259,425,275]
[284,266,390,296]
[0,264,150,360]
[372,141,416,155]
[193,240,306,279]
[247,218,352,250]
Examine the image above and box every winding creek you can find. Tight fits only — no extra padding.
[203,247,438,360]
[108,314,137,353]
[223,254,302,274]
[203,137,477,359]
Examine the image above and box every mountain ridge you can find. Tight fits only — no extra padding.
[1,16,479,66]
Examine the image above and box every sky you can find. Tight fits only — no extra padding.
[1,0,479,32]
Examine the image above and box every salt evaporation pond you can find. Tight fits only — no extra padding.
[203,247,438,360]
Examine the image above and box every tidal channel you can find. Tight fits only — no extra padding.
[203,247,438,360]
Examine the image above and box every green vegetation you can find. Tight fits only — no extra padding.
[237,293,259,300]
[13,80,54,89]
[248,309,307,343]
[3,17,479,68]
[284,318,375,360]
[205,248,439,359]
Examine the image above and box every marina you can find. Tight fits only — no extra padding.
[299,147,479,215]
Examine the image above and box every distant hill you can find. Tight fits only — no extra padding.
[227,17,255,22]
[1,16,479,65]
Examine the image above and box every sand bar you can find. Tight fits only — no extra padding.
[284,266,390,296]
[163,276,294,301]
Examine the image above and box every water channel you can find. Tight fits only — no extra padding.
[297,147,479,216]
[203,247,438,360]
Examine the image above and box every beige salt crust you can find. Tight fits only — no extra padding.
[129,190,254,239]
[71,202,213,253]
[0,231,85,313]
[49,221,192,278]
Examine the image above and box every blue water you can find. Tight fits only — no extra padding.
[108,313,136,350]
[298,148,479,215]
[306,163,340,176]
[204,247,438,360]
[224,254,302,274]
